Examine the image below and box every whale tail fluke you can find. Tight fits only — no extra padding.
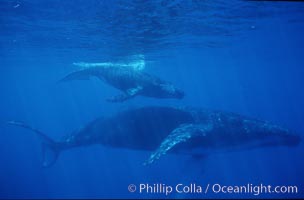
[58,69,93,83]
[7,121,63,168]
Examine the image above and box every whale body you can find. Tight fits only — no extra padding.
[8,106,301,167]
[59,66,184,102]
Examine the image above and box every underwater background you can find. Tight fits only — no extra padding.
[0,0,304,199]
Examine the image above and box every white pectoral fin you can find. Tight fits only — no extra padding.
[107,86,143,103]
[127,86,143,96]
[144,123,213,165]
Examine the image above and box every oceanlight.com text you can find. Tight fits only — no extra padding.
[211,183,298,196]
[128,183,298,196]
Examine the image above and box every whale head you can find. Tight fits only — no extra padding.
[258,122,301,147]
[241,119,301,148]
[273,129,301,147]
[171,87,185,99]
[159,84,185,99]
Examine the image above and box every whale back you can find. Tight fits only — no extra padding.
[99,106,195,150]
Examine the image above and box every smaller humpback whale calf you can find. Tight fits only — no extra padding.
[7,106,301,167]
[59,66,184,102]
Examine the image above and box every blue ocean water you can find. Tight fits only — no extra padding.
[1,0,304,199]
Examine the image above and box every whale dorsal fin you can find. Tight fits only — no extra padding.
[144,123,213,165]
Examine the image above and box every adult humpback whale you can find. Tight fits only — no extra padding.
[59,66,184,102]
[8,106,301,167]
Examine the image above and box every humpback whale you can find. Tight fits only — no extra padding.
[59,66,184,102]
[7,106,301,167]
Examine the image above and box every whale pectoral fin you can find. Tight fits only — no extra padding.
[106,94,131,103]
[107,86,143,103]
[144,123,213,165]
[129,86,143,94]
